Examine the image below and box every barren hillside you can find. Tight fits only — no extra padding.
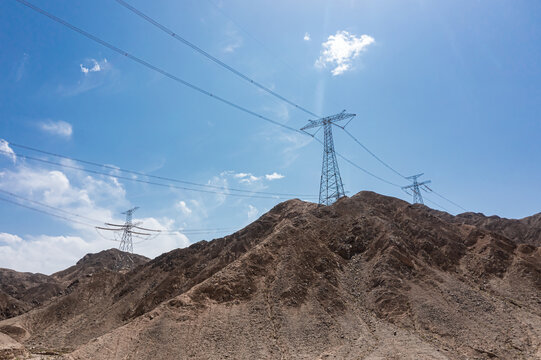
[0,249,148,322]
[0,192,540,359]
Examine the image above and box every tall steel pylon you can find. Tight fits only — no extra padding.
[119,207,138,253]
[402,173,431,204]
[301,111,356,205]
[96,207,160,256]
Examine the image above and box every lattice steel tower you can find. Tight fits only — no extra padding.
[119,207,138,253]
[96,206,160,254]
[301,111,356,205]
[402,173,431,204]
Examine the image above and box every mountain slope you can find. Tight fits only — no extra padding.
[0,269,62,321]
[443,211,541,247]
[0,248,149,325]
[1,192,540,359]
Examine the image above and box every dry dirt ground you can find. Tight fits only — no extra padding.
[0,191,539,359]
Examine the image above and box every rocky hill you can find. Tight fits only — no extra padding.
[0,269,62,321]
[446,211,541,247]
[0,192,539,359]
[0,249,148,322]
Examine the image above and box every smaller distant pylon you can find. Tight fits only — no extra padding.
[402,173,431,204]
[96,207,161,255]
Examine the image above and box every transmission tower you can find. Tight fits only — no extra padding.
[96,207,160,257]
[301,111,355,206]
[402,173,431,204]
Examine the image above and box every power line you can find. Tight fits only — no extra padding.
[14,0,305,136]
[0,191,241,236]
[12,0,466,210]
[8,142,317,199]
[429,189,467,212]
[334,129,468,210]
[205,0,301,81]
[0,196,97,228]
[115,0,319,118]
[0,149,307,200]
[0,189,103,223]
[423,196,450,213]
[311,137,402,188]
[338,126,407,179]
[13,1,408,192]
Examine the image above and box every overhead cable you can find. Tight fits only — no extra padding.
[8,142,317,198]
[115,0,320,118]
[422,196,450,213]
[14,0,304,136]
[429,189,467,212]
[0,191,240,235]
[0,196,97,228]
[13,0,465,207]
[0,149,304,200]
[338,127,407,179]
[311,137,402,188]
[0,189,103,223]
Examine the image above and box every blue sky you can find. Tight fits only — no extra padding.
[0,0,540,273]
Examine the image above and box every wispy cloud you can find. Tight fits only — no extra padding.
[315,31,375,75]
[80,58,108,74]
[276,131,313,166]
[228,171,285,184]
[247,204,258,219]
[0,139,16,163]
[176,200,192,216]
[39,120,73,138]
[236,173,261,184]
[304,32,311,41]
[222,24,243,53]
[265,172,284,181]
[57,58,113,96]
[15,53,29,82]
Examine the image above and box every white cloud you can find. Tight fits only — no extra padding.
[265,172,284,181]
[231,172,261,184]
[15,53,29,82]
[315,31,375,75]
[234,173,250,179]
[128,217,190,260]
[262,103,289,121]
[247,204,258,219]
[0,233,22,245]
[222,25,243,53]
[304,32,311,41]
[239,175,261,184]
[80,58,107,74]
[0,139,16,163]
[177,200,192,216]
[208,173,230,206]
[39,120,73,138]
[226,171,286,184]
[0,164,125,229]
[276,131,313,166]
[0,234,93,274]
[58,58,113,96]
[0,159,194,273]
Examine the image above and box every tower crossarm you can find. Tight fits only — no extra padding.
[301,110,356,132]
[129,230,152,236]
[406,173,424,180]
[402,173,431,205]
[402,180,431,190]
